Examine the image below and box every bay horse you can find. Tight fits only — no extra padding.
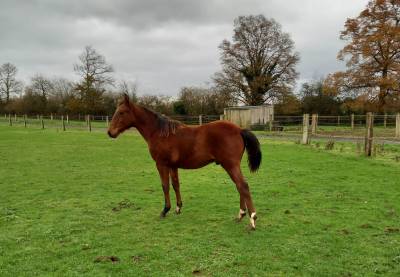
[107,94,262,229]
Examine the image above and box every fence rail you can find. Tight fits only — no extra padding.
[2,113,399,142]
[259,113,400,140]
[0,113,221,131]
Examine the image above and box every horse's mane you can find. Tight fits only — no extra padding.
[141,107,183,137]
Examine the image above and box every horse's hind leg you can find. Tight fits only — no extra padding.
[238,195,246,221]
[156,164,171,217]
[170,168,183,214]
[224,164,257,229]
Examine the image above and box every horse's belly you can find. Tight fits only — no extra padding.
[176,154,214,169]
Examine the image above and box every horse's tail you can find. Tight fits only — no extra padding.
[240,129,262,172]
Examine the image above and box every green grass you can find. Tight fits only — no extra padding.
[1,126,400,276]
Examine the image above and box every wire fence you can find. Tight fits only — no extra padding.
[1,113,399,141]
[0,113,222,132]
[260,114,400,140]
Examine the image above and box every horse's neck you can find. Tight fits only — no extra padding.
[132,106,159,141]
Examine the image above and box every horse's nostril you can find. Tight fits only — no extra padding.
[107,131,112,137]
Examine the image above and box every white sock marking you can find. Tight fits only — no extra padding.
[250,212,257,229]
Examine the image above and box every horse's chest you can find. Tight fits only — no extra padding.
[149,144,180,164]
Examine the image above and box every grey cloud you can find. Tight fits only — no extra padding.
[0,0,367,95]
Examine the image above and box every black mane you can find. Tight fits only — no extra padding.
[142,107,182,137]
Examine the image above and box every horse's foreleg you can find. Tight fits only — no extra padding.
[170,168,183,214]
[157,164,171,218]
[224,164,257,229]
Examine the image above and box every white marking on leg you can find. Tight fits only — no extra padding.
[175,206,181,214]
[250,212,257,229]
[238,209,246,219]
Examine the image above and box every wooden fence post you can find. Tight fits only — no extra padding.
[41,115,44,129]
[351,114,354,130]
[365,112,374,156]
[337,115,340,126]
[106,115,109,127]
[14,114,17,122]
[384,113,387,128]
[199,115,202,126]
[62,115,66,131]
[66,114,69,124]
[24,114,27,128]
[51,113,53,121]
[8,114,12,126]
[311,114,318,135]
[396,113,400,139]
[219,114,224,121]
[88,115,92,132]
[302,114,310,145]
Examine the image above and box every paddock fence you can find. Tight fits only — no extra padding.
[257,114,400,141]
[0,113,221,132]
[1,113,399,143]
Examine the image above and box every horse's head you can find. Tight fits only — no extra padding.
[107,94,136,138]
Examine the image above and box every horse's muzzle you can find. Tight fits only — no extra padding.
[107,130,116,138]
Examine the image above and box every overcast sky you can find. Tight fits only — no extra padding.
[0,0,367,96]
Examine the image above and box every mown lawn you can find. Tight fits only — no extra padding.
[0,126,399,276]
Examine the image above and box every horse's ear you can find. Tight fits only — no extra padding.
[123,93,130,105]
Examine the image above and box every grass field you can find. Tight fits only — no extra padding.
[1,126,400,276]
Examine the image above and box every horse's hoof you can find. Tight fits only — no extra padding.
[175,207,181,214]
[247,224,256,231]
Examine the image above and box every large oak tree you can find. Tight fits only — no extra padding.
[214,15,299,106]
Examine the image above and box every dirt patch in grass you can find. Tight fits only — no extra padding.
[339,229,351,235]
[111,199,136,212]
[384,227,399,234]
[131,255,142,263]
[94,256,120,263]
[360,223,373,229]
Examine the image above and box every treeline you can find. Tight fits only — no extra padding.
[1,0,400,116]
[0,47,235,116]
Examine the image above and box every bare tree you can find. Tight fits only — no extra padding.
[214,15,299,105]
[137,94,174,115]
[118,80,138,102]
[0,63,23,102]
[51,77,74,99]
[74,46,114,88]
[74,46,114,113]
[30,74,53,99]
[178,86,235,115]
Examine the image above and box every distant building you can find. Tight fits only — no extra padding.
[223,105,274,128]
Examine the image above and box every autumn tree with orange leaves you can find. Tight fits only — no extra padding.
[325,0,400,112]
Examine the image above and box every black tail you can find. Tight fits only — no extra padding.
[240,129,262,172]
